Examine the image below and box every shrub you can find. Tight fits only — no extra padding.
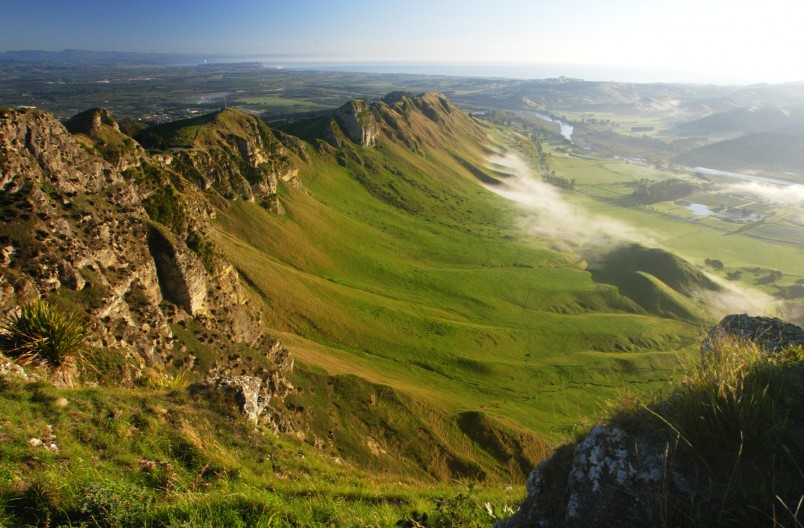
[0,301,88,369]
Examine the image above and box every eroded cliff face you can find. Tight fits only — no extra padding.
[0,107,296,408]
[0,107,171,366]
[166,109,300,206]
[323,92,484,152]
[331,99,379,147]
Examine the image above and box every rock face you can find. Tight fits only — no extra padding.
[333,99,379,147]
[702,313,804,354]
[147,226,207,316]
[0,106,297,388]
[323,92,483,152]
[0,107,172,365]
[500,314,804,528]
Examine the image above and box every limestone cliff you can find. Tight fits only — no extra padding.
[331,99,379,147]
[0,107,296,409]
[322,92,484,152]
[0,107,171,366]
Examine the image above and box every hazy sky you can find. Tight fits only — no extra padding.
[3,0,802,83]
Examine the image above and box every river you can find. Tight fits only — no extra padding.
[534,113,574,143]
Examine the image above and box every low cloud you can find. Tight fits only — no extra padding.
[695,275,779,322]
[486,153,657,253]
[723,181,804,207]
[486,151,788,321]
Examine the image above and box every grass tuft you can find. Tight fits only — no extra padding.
[610,336,804,527]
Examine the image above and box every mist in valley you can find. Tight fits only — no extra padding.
[485,150,796,323]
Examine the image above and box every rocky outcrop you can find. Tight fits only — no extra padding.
[498,426,681,528]
[0,107,173,366]
[411,91,454,124]
[161,109,299,204]
[65,108,146,171]
[332,99,379,147]
[65,107,120,136]
[702,313,804,354]
[0,107,296,387]
[381,91,414,105]
[147,226,207,316]
[202,339,295,430]
[320,92,485,153]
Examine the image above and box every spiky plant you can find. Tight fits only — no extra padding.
[0,301,88,371]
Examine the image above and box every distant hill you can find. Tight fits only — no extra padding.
[672,107,794,137]
[588,244,719,320]
[675,131,804,173]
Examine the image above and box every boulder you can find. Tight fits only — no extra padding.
[702,313,804,354]
[498,425,683,528]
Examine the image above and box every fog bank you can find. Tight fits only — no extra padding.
[486,151,791,322]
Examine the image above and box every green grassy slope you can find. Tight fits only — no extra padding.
[0,95,724,525]
[0,374,522,527]
[203,98,700,471]
[9,94,704,487]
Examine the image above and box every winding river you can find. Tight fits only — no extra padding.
[534,113,574,143]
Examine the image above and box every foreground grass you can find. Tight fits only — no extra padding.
[0,373,522,527]
[610,338,804,526]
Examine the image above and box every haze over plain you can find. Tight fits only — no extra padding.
[3,0,803,84]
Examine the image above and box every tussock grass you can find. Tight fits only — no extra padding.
[611,337,804,527]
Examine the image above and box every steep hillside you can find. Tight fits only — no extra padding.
[676,130,804,174]
[672,107,794,137]
[204,94,702,446]
[0,93,713,524]
[136,107,303,206]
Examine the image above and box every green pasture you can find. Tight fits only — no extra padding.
[560,110,672,138]
[207,126,701,445]
[545,155,803,290]
[238,95,335,112]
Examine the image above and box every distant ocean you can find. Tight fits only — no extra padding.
[240,59,730,84]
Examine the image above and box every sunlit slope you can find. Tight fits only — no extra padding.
[205,95,698,442]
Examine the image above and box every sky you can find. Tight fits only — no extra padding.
[2,0,803,84]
